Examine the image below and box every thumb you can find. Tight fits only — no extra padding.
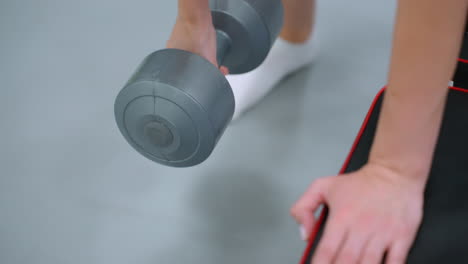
[290,178,330,241]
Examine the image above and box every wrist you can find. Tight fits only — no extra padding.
[365,159,430,191]
[175,14,214,36]
[177,9,212,27]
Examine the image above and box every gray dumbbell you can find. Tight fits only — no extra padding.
[114,0,284,167]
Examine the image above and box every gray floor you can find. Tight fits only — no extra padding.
[0,0,395,263]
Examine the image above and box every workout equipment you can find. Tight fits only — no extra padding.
[300,35,468,262]
[114,0,284,167]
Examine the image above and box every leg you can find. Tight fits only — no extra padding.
[280,0,316,43]
[228,0,319,120]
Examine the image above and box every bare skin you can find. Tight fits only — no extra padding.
[280,0,316,43]
[166,0,316,73]
[291,0,468,263]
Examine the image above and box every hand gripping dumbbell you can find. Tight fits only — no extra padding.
[114,0,284,167]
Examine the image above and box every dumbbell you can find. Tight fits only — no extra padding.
[114,0,284,167]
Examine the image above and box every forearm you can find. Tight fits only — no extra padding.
[177,0,211,23]
[369,0,468,183]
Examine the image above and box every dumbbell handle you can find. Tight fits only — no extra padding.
[215,30,232,67]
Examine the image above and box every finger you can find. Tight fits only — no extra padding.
[291,178,330,221]
[290,179,330,239]
[334,228,370,264]
[298,209,319,241]
[311,217,348,264]
[359,234,389,264]
[386,238,415,264]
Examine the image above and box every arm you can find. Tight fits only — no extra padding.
[176,0,211,24]
[291,1,468,263]
[370,0,468,187]
[167,0,229,74]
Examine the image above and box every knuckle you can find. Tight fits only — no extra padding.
[316,245,336,260]
[315,177,330,187]
[364,252,382,263]
[399,226,412,236]
[358,213,377,229]
[394,223,416,238]
[335,210,353,223]
[386,219,403,233]
[339,250,359,263]
[311,178,326,190]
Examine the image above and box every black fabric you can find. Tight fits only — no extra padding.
[461,23,468,59]
[304,88,468,263]
[453,62,468,88]
[461,33,467,60]
[454,25,467,85]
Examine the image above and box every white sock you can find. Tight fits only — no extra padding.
[228,33,319,120]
